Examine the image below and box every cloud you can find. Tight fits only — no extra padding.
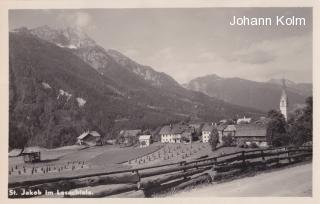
[143,34,311,84]
[230,49,276,64]
[57,11,94,31]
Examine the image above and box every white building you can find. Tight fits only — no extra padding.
[139,135,151,148]
[159,124,186,143]
[201,123,215,143]
[237,116,252,124]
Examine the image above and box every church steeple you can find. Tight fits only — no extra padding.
[280,78,288,121]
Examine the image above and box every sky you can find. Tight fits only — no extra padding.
[9,8,312,84]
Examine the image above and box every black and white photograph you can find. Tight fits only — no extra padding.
[5,4,315,199]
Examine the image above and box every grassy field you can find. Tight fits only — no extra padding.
[8,144,163,183]
[9,142,251,183]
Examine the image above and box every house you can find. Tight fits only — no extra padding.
[21,147,41,163]
[160,124,187,143]
[77,131,102,146]
[234,124,268,147]
[237,116,252,124]
[223,125,236,137]
[201,123,215,143]
[119,129,142,146]
[139,135,151,148]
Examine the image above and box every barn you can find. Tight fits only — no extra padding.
[21,147,42,163]
[77,131,102,146]
[234,124,268,147]
[139,135,151,148]
[119,129,142,146]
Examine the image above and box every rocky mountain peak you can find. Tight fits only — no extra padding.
[30,25,96,49]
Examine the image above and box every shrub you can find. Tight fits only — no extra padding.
[222,134,234,147]
[249,142,259,148]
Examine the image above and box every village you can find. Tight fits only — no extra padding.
[8,80,290,182]
[8,115,271,181]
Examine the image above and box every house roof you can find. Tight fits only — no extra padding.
[9,149,23,157]
[22,146,42,154]
[202,124,215,132]
[189,123,202,129]
[235,124,267,137]
[139,135,151,140]
[78,131,101,139]
[224,125,236,132]
[159,126,171,135]
[120,129,142,137]
[159,124,189,135]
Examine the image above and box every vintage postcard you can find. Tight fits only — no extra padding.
[0,0,319,203]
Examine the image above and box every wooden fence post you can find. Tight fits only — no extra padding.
[261,150,265,160]
[241,151,246,165]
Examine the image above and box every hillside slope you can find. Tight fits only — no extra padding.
[185,74,312,112]
[9,30,262,148]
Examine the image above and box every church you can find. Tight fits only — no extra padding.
[280,79,289,121]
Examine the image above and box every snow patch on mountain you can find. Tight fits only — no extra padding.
[57,89,72,101]
[42,82,52,89]
[57,43,78,49]
[76,97,86,107]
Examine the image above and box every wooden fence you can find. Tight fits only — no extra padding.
[8,145,312,198]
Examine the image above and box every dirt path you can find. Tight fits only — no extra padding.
[173,163,312,197]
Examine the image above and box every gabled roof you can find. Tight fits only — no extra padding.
[159,126,171,135]
[235,124,267,137]
[139,135,151,140]
[224,125,236,132]
[172,124,188,134]
[90,131,101,137]
[202,124,215,132]
[120,129,142,137]
[78,131,101,139]
[189,123,202,129]
[159,124,189,135]
[22,146,42,154]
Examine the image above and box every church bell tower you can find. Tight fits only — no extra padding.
[280,78,289,121]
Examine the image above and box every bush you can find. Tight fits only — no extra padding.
[237,140,246,148]
[222,134,233,147]
[249,142,259,148]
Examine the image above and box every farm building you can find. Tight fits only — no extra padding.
[160,124,188,143]
[223,125,236,137]
[9,149,23,157]
[139,135,151,148]
[201,123,215,143]
[21,147,41,163]
[119,129,142,146]
[234,124,268,147]
[77,131,102,146]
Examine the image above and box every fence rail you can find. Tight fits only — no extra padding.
[8,145,312,198]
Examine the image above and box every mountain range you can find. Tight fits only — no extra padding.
[184,74,312,112]
[9,26,262,148]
